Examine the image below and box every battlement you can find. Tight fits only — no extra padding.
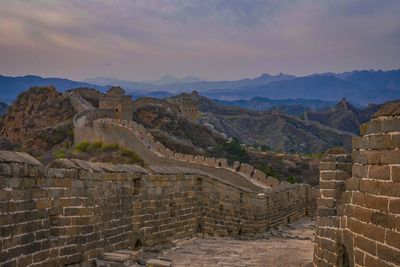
[0,151,315,266]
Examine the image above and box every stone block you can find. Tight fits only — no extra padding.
[377,243,400,266]
[354,249,365,266]
[386,230,400,250]
[146,259,172,267]
[352,164,368,178]
[389,199,400,214]
[352,136,368,149]
[380,182,400,198]
[368,165,390,180]
[352,207,372,223]
[359,180,380,194]
[362,223,386,243]
[380,150,400,164]
[364,194,389,212]
[345,177,360,191]
[319,162,337,171]
[371,212,396,229]
[360,120,381,135]
[317,208,336,217]
[36,199,52,209]
[392,166,400,182]
[352,150,381,165]
[380,118,400,134]
[355,235,377,256]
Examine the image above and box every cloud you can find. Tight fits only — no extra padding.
[0,0,399,80]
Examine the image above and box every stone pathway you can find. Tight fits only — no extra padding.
[94,218,315,267]
[159,218,315,267]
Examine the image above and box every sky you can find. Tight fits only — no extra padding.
[0,0,399,81]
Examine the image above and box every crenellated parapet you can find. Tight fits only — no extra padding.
[0,150,314,266]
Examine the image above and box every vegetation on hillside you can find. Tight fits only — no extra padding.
[53,141,145,166]
[213,138,248,164]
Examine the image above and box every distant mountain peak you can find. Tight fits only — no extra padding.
[335,98,357,112]
[259,73,273,78]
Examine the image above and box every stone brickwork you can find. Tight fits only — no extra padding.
[0,151,315,266]
[314,102,400,267]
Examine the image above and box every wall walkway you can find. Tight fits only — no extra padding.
[0,151,314,266]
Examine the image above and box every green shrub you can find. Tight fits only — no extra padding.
[258,163,277,177]
[92,141,103,149]
[287,176,298,184]
[120,149,144,166]
[54,149,66,159]
[214,137,248,163]
[75,141,90,152]
[101,143,120,152]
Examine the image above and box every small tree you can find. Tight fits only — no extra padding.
[287,176,297,184]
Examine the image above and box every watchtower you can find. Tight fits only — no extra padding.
[177,90,201,122]
[99,86,133,121]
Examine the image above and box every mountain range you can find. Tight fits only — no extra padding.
[215,97,336,114]
[1,69,400,105]
[0,75,106,103]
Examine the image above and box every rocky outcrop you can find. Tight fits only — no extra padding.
[0,86,76,151]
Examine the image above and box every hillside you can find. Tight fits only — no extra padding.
[246,150,320,185]
[132,99,226,156]
[133,96,321,184]
[216,97,335,115]
[307,99,384,134]
[0,86,77,157]
[167,93,354,154]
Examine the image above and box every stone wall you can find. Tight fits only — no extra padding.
[68,92,95,113]
[74,114,279,190]
[0,151,314,267]
[314,103,400,267]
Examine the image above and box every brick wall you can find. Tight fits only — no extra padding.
[314,103,400,267]
[0,153,314,267]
